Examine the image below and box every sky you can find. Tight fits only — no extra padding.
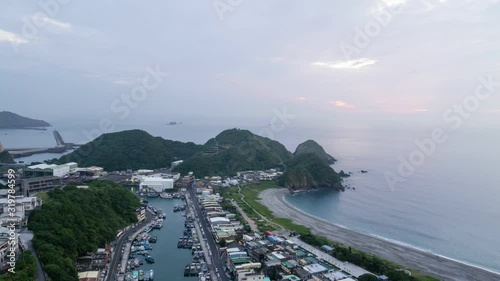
[1,0,499,129]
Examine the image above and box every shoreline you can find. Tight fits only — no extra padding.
[259,188,500,281]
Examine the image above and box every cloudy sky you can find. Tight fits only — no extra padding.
[1,0,499,128]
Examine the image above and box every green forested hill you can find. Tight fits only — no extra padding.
[28,181,140,281]
[174,129,293,177]
[57,129,202,171]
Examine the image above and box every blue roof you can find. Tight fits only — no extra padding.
[321,245,334,251]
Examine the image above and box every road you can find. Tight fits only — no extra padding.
[105,210,154,281]
[18,230,46,281]
[230,200,258,232]
[187,188,230,281]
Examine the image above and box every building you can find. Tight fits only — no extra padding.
[0,196,43,227]
[139,177,174,193]
[73,166,104,178]
[171,160,183,169]
[136,207,146,222]
[23,162,77,178]
[236,270,265,281]
[17,176,62,196]
[78,271,100,281]
[0,226,18,268]
[179,172,195,188]
[320,245,334,254]
[303,263,328,276]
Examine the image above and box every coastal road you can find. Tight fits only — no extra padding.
[187,188,230,281]
[260,188,500,281]
[106,210,153,281]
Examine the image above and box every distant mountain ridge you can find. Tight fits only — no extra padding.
[0,111,51,129]
[57,128,343,190]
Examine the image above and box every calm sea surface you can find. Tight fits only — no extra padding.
[2,122,499,272]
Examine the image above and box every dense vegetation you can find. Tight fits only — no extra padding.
[0,251,36,281]
[294,139,336,164]
[57,129,202,171]
[0,150,14,164]
[175,129,292,177]
[28,181,140,281]
[0,111,50,129]
[278,153,342,190]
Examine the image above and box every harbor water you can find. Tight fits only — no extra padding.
[138,198,197,281]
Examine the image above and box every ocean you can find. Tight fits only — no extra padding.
[2,121,499,273]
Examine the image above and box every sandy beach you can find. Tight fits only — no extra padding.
[259,188,500,281]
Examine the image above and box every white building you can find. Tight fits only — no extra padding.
[0,196,42,227]
[171,160,183,169]
[139,177,174,193]
[303,263,328,275]
[25,162,78,177]
[236,270,265,281]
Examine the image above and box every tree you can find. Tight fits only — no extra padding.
[28,181,140,281]
[358,274,379,281]
[219,239,227,247]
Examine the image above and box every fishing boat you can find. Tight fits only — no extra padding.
[145,255,155,264]
[147,193,159,198]
[160,192,173,199]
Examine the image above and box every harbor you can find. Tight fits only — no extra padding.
[121,197,202,281]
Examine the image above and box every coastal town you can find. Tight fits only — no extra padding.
[0,159,392,281]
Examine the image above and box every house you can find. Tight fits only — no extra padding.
[303,263,328,276]
[320,245,334,254]
[0,196,43,227]
[78,271,99,281]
